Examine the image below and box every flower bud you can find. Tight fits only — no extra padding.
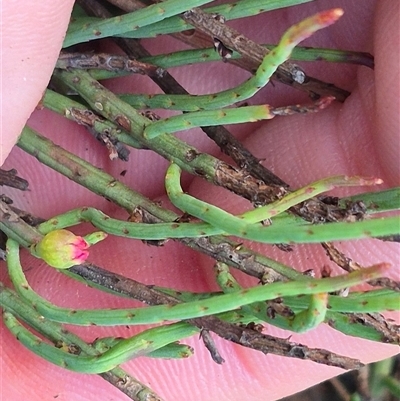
[31,229,105,269]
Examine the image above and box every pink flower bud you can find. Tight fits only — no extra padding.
[31,229,90,269]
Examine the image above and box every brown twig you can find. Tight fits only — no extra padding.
[0,169,29,191]
[199,329,225,364]
[57,52,164,77]
[328,313,400,345]
[67,107,131,160]
[99,371,163,401]
[322,242,400,291]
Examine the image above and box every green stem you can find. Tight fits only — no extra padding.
[64,0,214,47]
[144,105,275,138]
[108,0,313,39]
[3,312,197,374]
[216,262,326,333]
[165,163,399,243]
[0,283,162,399]
[7,238,389,326]
[93,337,194,360]
[17,126,171,215]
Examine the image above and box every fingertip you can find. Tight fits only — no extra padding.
[373,0,400,185]
[1,0,75,165]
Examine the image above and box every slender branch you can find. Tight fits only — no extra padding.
[182,7,350,102]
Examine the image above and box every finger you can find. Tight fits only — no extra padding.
[372,0,400,185]
[1,0,75,165]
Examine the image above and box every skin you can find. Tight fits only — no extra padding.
[1,1,399,400]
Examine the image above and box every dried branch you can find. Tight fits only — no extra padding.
[0,168,29,191]
[322,242,400,291]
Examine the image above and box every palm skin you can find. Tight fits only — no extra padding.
[1,1,399,400]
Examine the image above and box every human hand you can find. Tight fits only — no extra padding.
[1,1,399,400]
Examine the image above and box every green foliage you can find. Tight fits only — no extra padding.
[1,2,399,400]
